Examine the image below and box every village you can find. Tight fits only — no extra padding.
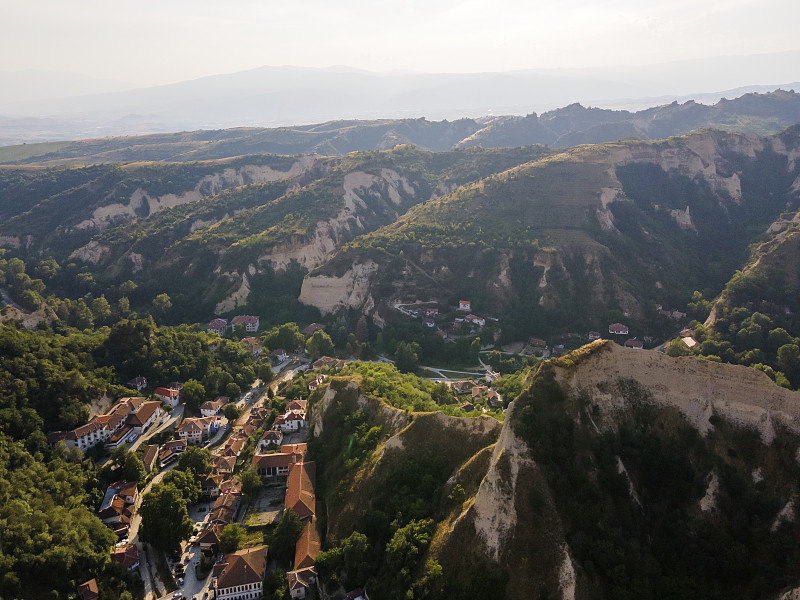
[61,298,694,600]
[60,313,373,600]
[392,297,694,359]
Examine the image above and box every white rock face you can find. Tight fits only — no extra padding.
[214,273,250,314]
[0,235,21,248]
[670,206,696,230]
[556,342,800,444]
[260,169,411,272]
[74,157,315,230]
[298,261,378,314]
[459,400,535,562]
[71,240,110,264]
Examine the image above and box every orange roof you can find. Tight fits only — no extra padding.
[154,387,179,398]
[281,443,308,455]
[111,545,140,569]
[215,547,267,589]
[77,578,99,600]
[142,444,159,469]
[127,401,161,426]
[253,453,294,469]
[285,461,316,520]
[294,517,321,569]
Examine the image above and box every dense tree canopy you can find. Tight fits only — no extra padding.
[139,482,193,552]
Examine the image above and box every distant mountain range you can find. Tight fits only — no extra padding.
[1,89,798,163]
[0,51,799,144]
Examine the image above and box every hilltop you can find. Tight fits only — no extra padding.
[306,343,800,598]
[301,126,800,338]
[1,89,799,163]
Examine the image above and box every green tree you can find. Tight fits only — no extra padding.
[340,531,370,585]
[181,378,206,413]
[240,464,262,497]
[273,509,305,563]
[35,257,60,281]
[262,322,304,352]
[225,382,242,400]
[776,343,800,380]
[153,293,172,319]
[395,341,420,373]
[223,403,242,422]
[91,295,112,324]
[73,299,94,329]
[385,519,432,573]
[122,451,146,483]
[161,469,201,504]
[176,446,212,478]
[306,330,334,360]
[118,296,131,317]
[431,382,451,404]
[139,483,193,551]
[120,280,138,296]
[263,568,290,600]
[219,523,246,553]
[257,363,275,383]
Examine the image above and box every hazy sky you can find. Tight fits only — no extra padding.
[3,0,799,86]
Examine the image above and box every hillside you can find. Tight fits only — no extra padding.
[0,89,798,164]
[301,126,800,339]
[2,119,800,342]
[309,344,800,599]
[0,145,550,323]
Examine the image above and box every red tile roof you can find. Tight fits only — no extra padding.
[111,545,140,569]
[153,387,179,398]
[127,401,161,427]
[231,315,259,325]
[214,547,267,590]
[285,461,316,519]
[294,516,321,569]
[77,578,99,600]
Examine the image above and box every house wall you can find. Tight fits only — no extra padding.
[216,582,263,600]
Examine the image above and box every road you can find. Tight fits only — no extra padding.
[142,363,308,599]
[130,405,184,453]
[129,462,178,600]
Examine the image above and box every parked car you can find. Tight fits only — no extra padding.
[172,592,183,599]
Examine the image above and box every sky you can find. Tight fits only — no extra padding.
[2,0,800,86]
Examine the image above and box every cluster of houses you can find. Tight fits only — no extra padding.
[190,404,276,600]
[446,380,503,412]
[207,315,261,336]
[251,443,321,598]
[394,299,489,338]
[97,480,139,539]
[656,304,687,321]
[194,404,271,545]
[46,396,165,453]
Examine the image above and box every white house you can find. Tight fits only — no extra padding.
[458,300,471,312]
[207,318,228,336]
[231,315,260,332]
[608,323,629,335]
[178,416,216,445]
[153,386,180,407]
[200,397,227,417]
[212,547,268,600]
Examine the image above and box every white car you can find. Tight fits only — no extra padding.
[172,592,183,599]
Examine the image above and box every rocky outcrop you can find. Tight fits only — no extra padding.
[75,157,315,230]
[214,273,250,314]
[71,240,110,264]
[298,261,378,314]
[554,341,800,443]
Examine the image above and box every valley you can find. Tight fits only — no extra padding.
[2,87,800,600]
